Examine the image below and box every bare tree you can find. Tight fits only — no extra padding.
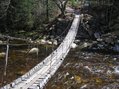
[52,0,69,17]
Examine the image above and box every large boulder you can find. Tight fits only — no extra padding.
[0,52,6,58]
[28,48,39,55]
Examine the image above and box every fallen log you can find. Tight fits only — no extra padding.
[0,34,29,42]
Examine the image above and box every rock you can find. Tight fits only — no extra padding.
[0,40,3,44]
[74,40,80,44]
[117,40,119,43]
[0,52,6,58]
[80,84,87,89]
[113,58,117,61]
[41,39,47,44]
[83,42,91,48]
[105,37,114,44]
[84,56,89,59]
[83,14,93,21]
[41,39,54,45]
[64,72,70,79]
[53,40,58,45]
[106,70,112,75]
[92,41,98,44]
[97,38,103,42]
[84,42,88,47]
[113,44,119,52]
[113,66,119,75]
[88,34,119,52]
[35,40,41,44]
[71,43,77,48]
[94,32,101,39]
[28,38,34,43]
[47,40,52,45]
[84,66,92,72]
[97,44,104,49]
[28,48,39,55]
[70,76,74,80]
[66,72,69,76]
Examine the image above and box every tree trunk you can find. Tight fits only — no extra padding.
[46,0,49,21]
[60,8,66,18]
[52,0,68,18]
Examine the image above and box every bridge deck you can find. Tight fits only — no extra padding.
[1,14,80,89]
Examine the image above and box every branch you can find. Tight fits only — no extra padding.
[52,0,62,10]
[64,0,69,6]
[0,34,29,42]
[59,0,62,5]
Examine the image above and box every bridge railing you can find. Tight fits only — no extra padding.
[1,14,80,89]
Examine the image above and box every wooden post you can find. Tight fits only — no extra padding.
[2,39,9,85]
[4,39,9,76]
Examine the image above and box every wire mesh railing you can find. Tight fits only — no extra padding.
[0,14,80,89]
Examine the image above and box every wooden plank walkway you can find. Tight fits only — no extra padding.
[1,14,80,89]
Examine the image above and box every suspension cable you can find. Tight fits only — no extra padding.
[52,18,73,40]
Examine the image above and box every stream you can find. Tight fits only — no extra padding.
[46,42,119,89]
[0,1,119,88]
[45,2,119,89]
[0,43,55,87]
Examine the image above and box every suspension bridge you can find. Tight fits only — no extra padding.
[1,14,80,89]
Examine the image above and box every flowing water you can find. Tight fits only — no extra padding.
[46,42,119,89]
[0,42,55,87]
